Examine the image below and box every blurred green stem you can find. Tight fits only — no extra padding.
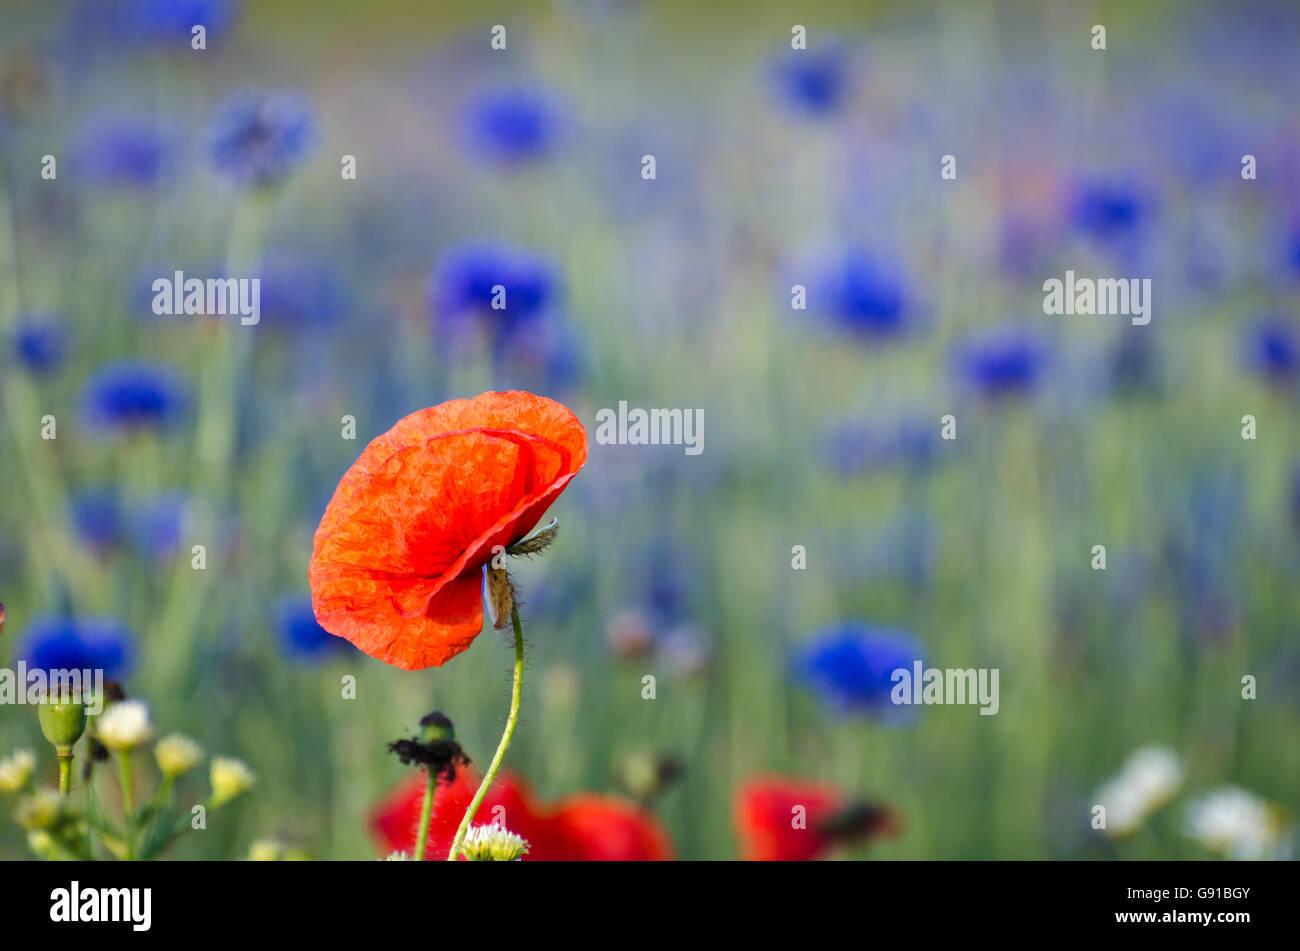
[447,604,525,861]
[118,752,135,861]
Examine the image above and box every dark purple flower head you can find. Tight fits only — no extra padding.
[79,360,189,433]
[768,42,851,116]
[18,616,132,679]
[12,315,66,375]
[463,86,563,164]
[210,90,315,187]
[74,114,167,187]
[793,623,922,718]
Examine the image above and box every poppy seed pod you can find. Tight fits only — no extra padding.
[38,693,87,753]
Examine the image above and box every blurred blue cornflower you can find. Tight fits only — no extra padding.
[210,90,315,187]
[793,623,923,717]
[129,492,188,560]
[1291,465,1300,534]
[256,255,344,331]
[767,42,851,116]
[273,595,348,662]
[431,242,557,323]
[129,0,239,42]
[821,418,936,476]
[429,243,579,387]
[71,488,123,553]
[812,251,911,338]
[17,616,132,679]
[463,86,564,164]
[954,327,1049,399]
[79,360,189,433]
[1068,179,1148,244]
[11,315,67,376]
[73,113,167,187]
[68,0,239,47]
[1242,318,1298,384]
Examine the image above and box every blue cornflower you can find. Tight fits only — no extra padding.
[1242,319,1298,383]
[129,492,188,560]
[430,242,558,329]
[210,90,315,187]
[273,595,348,661]
[12,315,67,375]
[74,114,167,187]
[768,43,851,116]
[793,623,923,717]
[18,616,132,678]
[128,0,239,43]
[815,252,910,338]
[68,0,238,47]
[71,488,123,552]
[463,86,563,164]
[822,418,936,476]
[954,327,1049,399]
[256,255,343,331]
[1069,180,1147,243]
[79,360,189,432]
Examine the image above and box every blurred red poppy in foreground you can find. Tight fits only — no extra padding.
[309,391,587,670]
[371,770,673,861]
[734,776,900,860]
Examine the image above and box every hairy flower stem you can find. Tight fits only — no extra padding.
[447,604,525,861]
[412,771,438,862]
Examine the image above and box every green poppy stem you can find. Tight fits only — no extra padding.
[446,604,525,861]
[412,769,438,862]
[57,751,72,796]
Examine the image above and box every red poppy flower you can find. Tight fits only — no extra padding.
[309,391,587,670]
[370,770,673,861]
[734,775,900,861]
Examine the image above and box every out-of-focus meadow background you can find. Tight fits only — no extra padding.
[1,0,1298,860]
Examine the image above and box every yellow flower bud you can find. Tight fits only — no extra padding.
[154,734,203,777]
[210,757,255,806]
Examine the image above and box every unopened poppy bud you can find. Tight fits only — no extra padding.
[818,801,901,842]
[0,750,36,793]
[617,752,683,804]
[96,699,152,752]
[484,565,515,630]
[38,693,87,753]
[460,823,530,861]
[210,757,256,806]
[155,734,203,777]
[419,711,455,744]
[384,851,412,861]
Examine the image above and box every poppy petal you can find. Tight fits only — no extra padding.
[310,391,586,669]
